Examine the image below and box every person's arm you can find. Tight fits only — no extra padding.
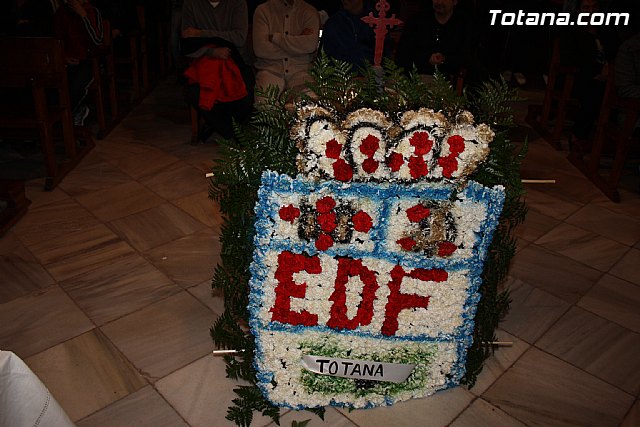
[68,0,103,45]
[252,5,286,59]
[271,8,319,55]
[198,1,248,48]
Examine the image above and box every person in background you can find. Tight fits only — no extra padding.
[54,0,103,126]
[395,0,474,80]
[252,0,320,101]
[14,0,56,36]
[615,31,640,99]
[180,0,253,140]
[170,0,184,73]
[321,0,392,72]
[561,0,620,149]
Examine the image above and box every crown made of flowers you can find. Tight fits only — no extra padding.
[292,105,495,183]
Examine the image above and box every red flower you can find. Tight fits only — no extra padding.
[408,155,428,179]
[438,156,458,178]
[447,135,465,154]
[278,204,300,223]
[352,210,373,232]
[438,241,457,256]
[386,152,404,172]
[362,158,379,174]
[325,138,342,159]
[396,237,416,251]
[359,134,380,157]
[406,204,431,223]
[409,131,433,155]
[316,196,336,213]
[317,212,337,233]
[315,233,334,251]
[332,159,353,182]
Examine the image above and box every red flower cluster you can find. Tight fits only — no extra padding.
[438,135,466,178]
[359,134,380,174]
[279,204,300,223]
[327,258,379,330]
[382,265,448,336]
[406,204,431,223]
[271,251,322,326]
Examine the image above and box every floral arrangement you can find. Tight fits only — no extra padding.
[208,55,525,426]
[247,105,505,408]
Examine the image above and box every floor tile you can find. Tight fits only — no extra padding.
[483,347,634,427]
[145,229,221,288]
[470,330,530,396]
[535,222,629,272]
[140,161,207,200]
[107,146,180,180]
[76,386,188,427]
[338,387,474,427]
[0,231,37,261]
[156,355,282,427]
[93,139,157,162]
[59,252,180,325]
[266,407,357,427]
[12,198,101,247]
[565,204,640,246]
[509,244,602,303]
[499,278,570,343]
[537,306,640,395]
[0,254,55,303]
[58,159,133,197]
[75,181,165,222]
[25,330,147,422]
[30,224,134,282]
[24,179,70,208]
[621,400,639,427]
[101,292,216,380]
[450,398,526,427]
[609,248,640,286]
[187,280,225,315]
[578,274,640,333]
[513,209,560,243]
[0,286,93,358]
[172,190,223,232]
[522,187,582,220]
[109,203,206,252]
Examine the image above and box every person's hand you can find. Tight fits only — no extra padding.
[182,27,202,38]
[67,0,87,17]
[301,27,314,36]
[429,53,445,66]
[66,57,80,65]
[210,47,231,59]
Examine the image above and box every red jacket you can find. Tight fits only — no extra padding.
[184,53,248,110]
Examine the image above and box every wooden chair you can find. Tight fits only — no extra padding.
[0,37,94,190]
[568,63,639,202]
[89,18,118,138]
[112,9,149,103]
[526,38,578,150]
[0,180,31,237]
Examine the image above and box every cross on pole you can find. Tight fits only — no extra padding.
[361,0,402,67]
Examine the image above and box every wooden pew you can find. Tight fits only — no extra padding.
[526,38,578,150]
[89,19,119,138]
[0,37,94,191]
[568,63,640,202]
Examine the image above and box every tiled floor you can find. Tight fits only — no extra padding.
[1,79,639,427]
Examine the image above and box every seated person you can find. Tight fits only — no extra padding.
[55,0,104,127]
[320,0,392,72]
[615,31,640,99]
[395,0,474,79]
[252,0,320,101]
[560,0,620,147]
[181,0,253,140]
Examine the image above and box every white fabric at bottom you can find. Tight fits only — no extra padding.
[0,350,74,427]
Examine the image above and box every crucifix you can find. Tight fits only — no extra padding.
[361,0,402,67]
